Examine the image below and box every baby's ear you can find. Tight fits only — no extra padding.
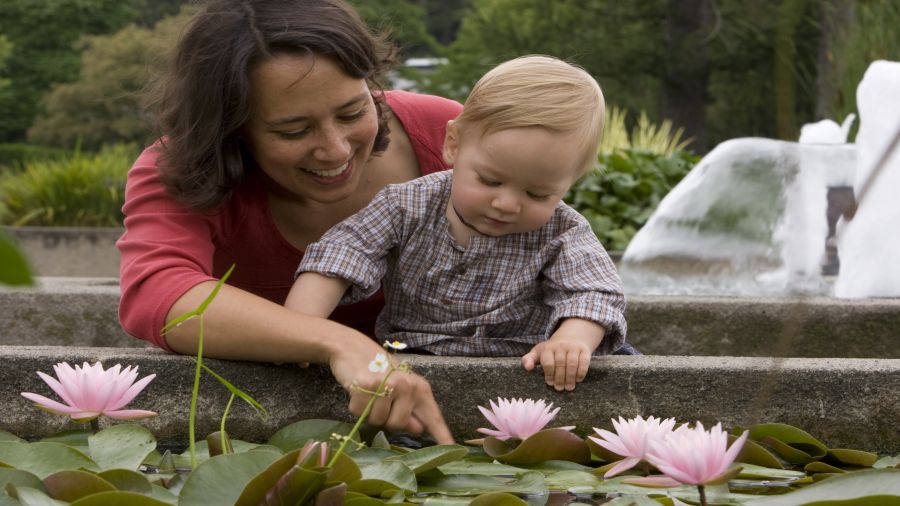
[442,120,460,166]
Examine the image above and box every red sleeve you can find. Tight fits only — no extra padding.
[116,145,218,351]
[384,90,462,175]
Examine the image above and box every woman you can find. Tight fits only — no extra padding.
[117,0,461,443]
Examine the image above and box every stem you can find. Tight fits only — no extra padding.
[698,484,707,506]
[89,418,99,433]
[326,367,394,468]
[188,314,205,469]
[220,393,236,454]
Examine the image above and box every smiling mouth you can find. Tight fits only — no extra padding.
[302,161,349,178]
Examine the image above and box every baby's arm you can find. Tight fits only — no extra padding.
[521,318,605,392]
[285,272,351,318]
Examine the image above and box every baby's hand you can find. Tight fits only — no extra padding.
[521,337,592,392]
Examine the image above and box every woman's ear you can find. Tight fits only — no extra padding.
[442,120,459,166]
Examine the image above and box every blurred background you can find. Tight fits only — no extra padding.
[0,0,898,252]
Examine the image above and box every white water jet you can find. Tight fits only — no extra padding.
[835,60,900,298]
[620,139,855,296]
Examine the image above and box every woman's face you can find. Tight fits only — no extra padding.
[243,53,379,204]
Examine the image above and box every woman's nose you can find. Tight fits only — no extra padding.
[314,124,351,161]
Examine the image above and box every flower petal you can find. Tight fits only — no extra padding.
[605,457,642,478]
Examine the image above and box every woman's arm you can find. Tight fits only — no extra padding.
[165,281,453,444]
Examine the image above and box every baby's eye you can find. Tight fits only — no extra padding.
[527,192,552,201]
[478,176,501,186]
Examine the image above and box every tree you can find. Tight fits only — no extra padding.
[0,0,140,142]
[27,9,195,149]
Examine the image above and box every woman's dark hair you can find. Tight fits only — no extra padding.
[146,0,398,210]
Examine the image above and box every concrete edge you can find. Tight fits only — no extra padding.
[2,346,897,454]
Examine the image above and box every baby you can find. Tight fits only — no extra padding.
[286,55,627,391]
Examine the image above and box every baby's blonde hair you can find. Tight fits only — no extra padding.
[456,55,605,172]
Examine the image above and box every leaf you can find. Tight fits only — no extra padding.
[349,448,399,468]
[386,445,469,474]
[0,230,33,286]
[543,470,601,491]
[314,482,348,505]
[733,435,784,469]
[760,436,816,465]
[437,459,529,476]
[469,492,529,505]
[42,470,115,502]
[160,264,235,334]
[206,431,234,457]
[4,484,67,506]
[0,431,25,443]
[88,424,156,471]
[68,491,173,505]
[371,432,391,450]
[417,471,546,497]
[826,448,879,468]
[234,449,325,506]
[736,463,806,480]
[40,430,92,454]
[198,364,268,419]
[348,461,417,495]
[178,451,281,506]
[0,442,99,479]
[96,468,153,495]
[268,419,357,453]
[874,456,900,469]
[326,452,362,485]
[805,461,845,474]
[0,468,46,491]
[483,429,590,465]
[744,468,900,505]
[748,423,828,461]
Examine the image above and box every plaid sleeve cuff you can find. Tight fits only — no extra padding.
[299,242,385,305]
[548,292,628,355]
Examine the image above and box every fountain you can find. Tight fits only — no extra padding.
[620,60,900,298]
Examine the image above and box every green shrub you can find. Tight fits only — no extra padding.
[0,143,137,226]
[0,143,69,171]
[566,149,698,252]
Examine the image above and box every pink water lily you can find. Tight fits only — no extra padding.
[642,422,749,487]
[590,415,678,477]
[477,397,571,441]
[21,362,157,422]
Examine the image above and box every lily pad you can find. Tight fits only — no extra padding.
[351,448,401,468]
[759,436,817,465]
[483,429,590,465]
[88,424,156,471]
[0,468,46,491]
[268,419,358,453]
[874,456,900,469]
[5,484,67,506]
[736,463,805,480]
[0,431,25,443]
[68,491,173,505]
[327,452,363,484]
[805,461,845,474]
[348,461,417,495]
[386,445,469,474]
[469,492,530,505]
[826,448,878,468]
[40,430,92,454]
[178,451,281,506]
[543,470,601,491]
[234,448,329,506]
[744,468,900,505]
[732,435,783,469]
[0,442,99,479]
[417,471,546,497]
[748,423,827,461]
[437,460,529,476]
[97,469,154,495]
[42,470,116,502]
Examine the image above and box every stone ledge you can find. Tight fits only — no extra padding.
[2,226,122,278]
[4,279,900,358]
[3,346,898,453]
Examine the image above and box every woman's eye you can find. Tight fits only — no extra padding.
[339,108,368,122]
[277,128,310,139]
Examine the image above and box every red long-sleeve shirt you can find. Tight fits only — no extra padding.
[117,91,462,350]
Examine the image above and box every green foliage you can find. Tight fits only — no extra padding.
[828,0,900,125]
[601,106,692,156]
[0,143,137,227]
[0,143,69,172]
[0,0,141,142]
[27,8,196,150]
[0,229,33,286]
[566,150,698,252]
[423,0,666,111]
[349,0,441,56]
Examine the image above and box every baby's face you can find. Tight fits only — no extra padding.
[444,125,585,238]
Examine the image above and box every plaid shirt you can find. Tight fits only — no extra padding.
[299,171,626,356]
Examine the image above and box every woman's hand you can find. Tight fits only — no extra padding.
[327,342,454,445]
